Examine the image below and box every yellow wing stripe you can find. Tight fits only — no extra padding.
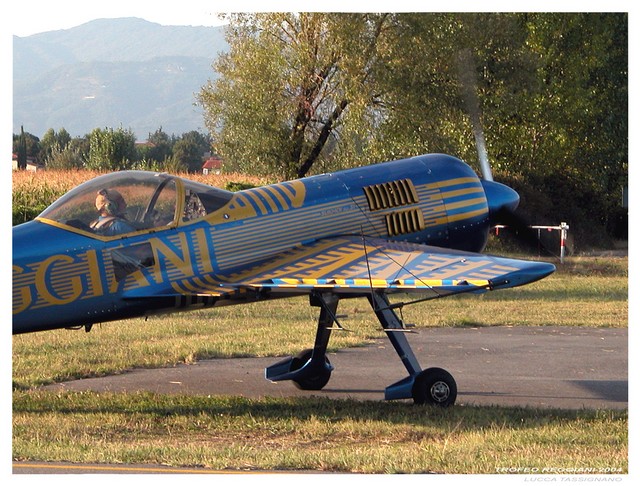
[256,278,490,289]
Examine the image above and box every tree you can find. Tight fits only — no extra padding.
[137,127,174,164]
[518,13,627,189]
[201,13,625,183]
[13,128,40,167]
[39,127,72,164]
[45,136,85,169]
[358,13,542,173]
[199,13,392,179]
[197,12,627,246]
[16,126,28,170]
[86,127,137,171]
[171,131,211,173]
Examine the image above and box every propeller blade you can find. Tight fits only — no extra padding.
[457,48,493,181]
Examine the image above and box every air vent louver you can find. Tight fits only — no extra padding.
[363,179,418,211]
[385,208,426,236]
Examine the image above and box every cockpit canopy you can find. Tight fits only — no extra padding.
[38,171,233,238]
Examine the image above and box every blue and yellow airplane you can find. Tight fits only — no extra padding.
[12,153,555,406]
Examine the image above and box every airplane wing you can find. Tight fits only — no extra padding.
[160,236,555,301]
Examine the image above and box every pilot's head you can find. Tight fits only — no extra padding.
[95,189,126,216]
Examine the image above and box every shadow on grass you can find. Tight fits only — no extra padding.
[13,390,626,431]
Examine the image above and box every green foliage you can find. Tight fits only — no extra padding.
[12,181,67,225]
[198,12,627,247]
[493,13,627,192]
[86,127,137,170]
[14,126,213,174]
[13,127,39,163]
[225,181,257,191]
[172,130,212,173]
[44,143,85,170]
[199,13,392,179]
[16,126,28,170]
[147,127,173,159]
[39,128,71,163]
[12,205,45,226]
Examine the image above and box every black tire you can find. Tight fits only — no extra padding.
[412,367,457,407]
[291,349,332,390]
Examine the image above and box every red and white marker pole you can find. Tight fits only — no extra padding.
[559,222,569,264]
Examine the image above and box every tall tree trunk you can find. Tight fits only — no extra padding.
[297,99,348,178]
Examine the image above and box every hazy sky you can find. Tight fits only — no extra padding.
[9,0,230,37]
[8,0,628,37]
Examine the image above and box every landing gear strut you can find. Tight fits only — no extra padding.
[265,292,337,389]
[368,292,457,406]
[265,291,457,407]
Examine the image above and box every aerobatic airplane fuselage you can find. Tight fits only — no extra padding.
[13,154,554,405]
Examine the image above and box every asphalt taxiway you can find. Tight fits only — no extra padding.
[44,325,628,410]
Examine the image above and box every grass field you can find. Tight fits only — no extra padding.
[12,392,626,474]
[12,255,628,473]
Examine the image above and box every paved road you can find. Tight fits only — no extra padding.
[45,326,628,410]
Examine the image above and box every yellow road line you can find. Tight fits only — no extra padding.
[12,462,284,474]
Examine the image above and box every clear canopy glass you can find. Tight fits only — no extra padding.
[38,171,233,238]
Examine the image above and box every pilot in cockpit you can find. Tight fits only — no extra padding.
[90,189,136,236]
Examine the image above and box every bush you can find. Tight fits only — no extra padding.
[13,204,47,225]
[496,171,615,251]
[225,181,258,192]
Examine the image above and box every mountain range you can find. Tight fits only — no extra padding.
[13,17,228,139]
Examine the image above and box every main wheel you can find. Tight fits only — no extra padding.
[412,367,457,407]
[290,349,332,390]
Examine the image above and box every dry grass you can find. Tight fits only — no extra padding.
[13,392,627,474]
